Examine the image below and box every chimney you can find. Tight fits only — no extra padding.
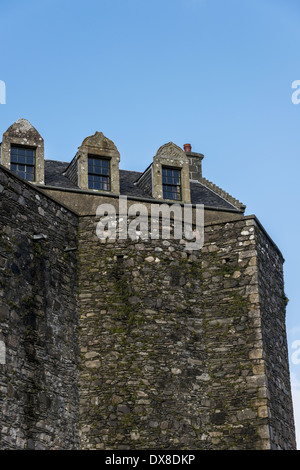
[183,143,204,182]
[184,143,192,153]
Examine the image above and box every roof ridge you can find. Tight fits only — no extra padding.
[199,176,246,211]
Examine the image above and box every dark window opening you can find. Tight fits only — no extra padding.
[88,155,110,191]
[10,145,35,182]
[162,167,181,201]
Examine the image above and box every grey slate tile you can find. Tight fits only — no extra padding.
[44,160,240,211]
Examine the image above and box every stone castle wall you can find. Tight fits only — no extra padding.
[255,225,296,449]
[0,165,296,450]
[77,213,295,450]
[0,166,79,449]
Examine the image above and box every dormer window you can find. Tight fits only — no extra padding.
[152,142,191,204]
[162,167,181,201]
[10,145,35,182]
[67,131,120,193]
[1,119,44,184]
[88,155,110,191]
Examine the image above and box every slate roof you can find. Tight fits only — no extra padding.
[44,160,78,189]
[189,180,240,210]
[44,159,243,212]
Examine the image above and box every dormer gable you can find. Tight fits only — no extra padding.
[135,142,191,204]
[64,131,120,194]
[1,118,44,184]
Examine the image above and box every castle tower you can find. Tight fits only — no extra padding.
[0,121,296,450]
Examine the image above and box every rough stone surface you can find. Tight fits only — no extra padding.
[1,119,45,185]
[186,151,204,182]
[77,215,296,450]
[255,225,296,449]
[0,166,79,449]
[0,164,296,450]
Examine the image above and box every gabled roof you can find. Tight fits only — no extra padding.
[44,159,244,212]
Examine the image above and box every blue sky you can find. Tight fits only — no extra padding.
[1,0,300,448]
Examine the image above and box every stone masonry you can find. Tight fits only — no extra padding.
[77,214,295,450]
[0,166,79,449]
[0,121,296,450]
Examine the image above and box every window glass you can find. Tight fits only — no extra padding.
[10,146,35,181]
[162,167,181,201]
[88,156,111,191]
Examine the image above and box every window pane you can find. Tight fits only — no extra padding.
[88,156,110,190]
[102,159,109,168]
[162,167,181,200]
[25,156,34,165]
[10,147,36,181]
[101,167,109,175]
[10,151,35,181]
